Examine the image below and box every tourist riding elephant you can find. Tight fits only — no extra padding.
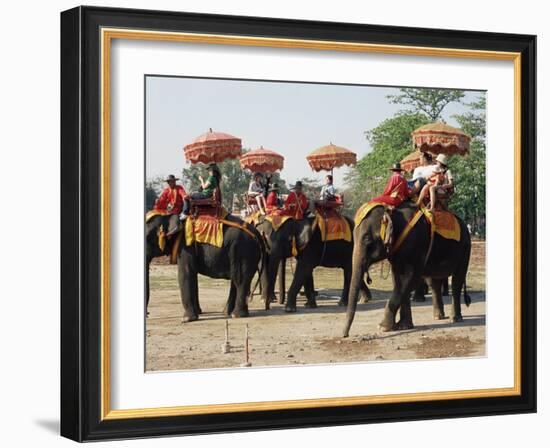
[255,215,371,311]
[343,201,471,337]
[146,214,267,322]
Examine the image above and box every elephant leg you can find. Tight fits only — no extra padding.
[411,280,427,302]
[429,278,446,320]
[223,282,237,316]
[285,263,310,312]
[379,267,420,332]
[449,275,464,323]
[278,259,286,304]
[178,257,199,323]
[358,275,372,304]
[338,266,352,307]
[232,279,251,318]
[303,273,317,308]
[442,278,450,296]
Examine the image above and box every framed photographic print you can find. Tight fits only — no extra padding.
[60,6,536,441]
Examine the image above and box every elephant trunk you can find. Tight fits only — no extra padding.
[343,242,367,338]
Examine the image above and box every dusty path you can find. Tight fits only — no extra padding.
[146,242,486,371]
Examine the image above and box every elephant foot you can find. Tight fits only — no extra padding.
[284,304,297,313]
[198,307,203,315]
[231,308,249,318]
[450,315,463,323]
[304,301,317,309]
[378,307,396,332]
[378,318,395,332]
[393,320,414,331]
[358,297,369,305]
[412,295,426,302]
[337,299,347,307]
[182,314,198,323]
[269,294,278,303]
[433,312,447,320]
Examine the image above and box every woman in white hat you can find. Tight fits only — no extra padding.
[417,154,454,211]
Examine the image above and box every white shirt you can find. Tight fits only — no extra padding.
[320,184,336,200]
[412,164,437,180]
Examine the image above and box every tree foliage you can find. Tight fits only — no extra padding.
[344,112,429,211]
[387,88,465,121]
[448,97,486,236]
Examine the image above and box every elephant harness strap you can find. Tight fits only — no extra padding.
[387,208,436,267]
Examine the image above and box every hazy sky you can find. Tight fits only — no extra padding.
[146,76,483,189]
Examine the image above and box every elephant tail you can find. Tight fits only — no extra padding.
[463,281,471,307]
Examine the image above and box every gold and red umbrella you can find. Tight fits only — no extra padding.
[239,146,284,173]
[306,143,357,174]
[412,122,471,156]
[183,128,242,164]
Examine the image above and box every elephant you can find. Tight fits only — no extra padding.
[146,214,266,322]
[255,215,371,312]
[343,201,471,337]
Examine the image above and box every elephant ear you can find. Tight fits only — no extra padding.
[294,219,313,251]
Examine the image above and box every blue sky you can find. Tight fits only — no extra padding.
[146,76,483,189]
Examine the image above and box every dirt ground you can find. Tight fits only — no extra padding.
[146,241,486,371]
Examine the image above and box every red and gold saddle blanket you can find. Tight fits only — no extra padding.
[265,209,292,231]
[425,209,461,241]
[313,210,352,242]
[184,208,228,248]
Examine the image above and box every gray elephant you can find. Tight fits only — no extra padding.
[343,202,471,337]
[255,215,371,312]
[146,214,266,322]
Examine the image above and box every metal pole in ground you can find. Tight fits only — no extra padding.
[240,323,252,367]
[221,320,230,354]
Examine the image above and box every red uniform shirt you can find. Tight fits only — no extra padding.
[372,172,410,207]
[154,185,187,215]
[284,191,309,220]
[266,191,279,211]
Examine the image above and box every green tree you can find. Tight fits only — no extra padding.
[145,176,165,210]
[344,112,429,212]
[387,88,465,121]
[449,96,486,237]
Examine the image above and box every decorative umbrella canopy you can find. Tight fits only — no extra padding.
[239,146,284,173]
[306,143,357,173]
[183,128,242,164]
[412,122,471,156]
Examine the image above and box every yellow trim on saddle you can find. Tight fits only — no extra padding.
[170,229,184,264]
[291,236,299,257]
[219,219,257,240]
[354,201,386,227]
[421,208,461,242]
[265,213,292,231]
[157,227,166,252]
[145,209,167,222]
[313,212,352,242]
[389,209,425,256]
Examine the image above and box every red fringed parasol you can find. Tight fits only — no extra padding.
[183,128,242,164]
[306,143,357,173]
[239,146,284,173]
[412,122,471,156]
